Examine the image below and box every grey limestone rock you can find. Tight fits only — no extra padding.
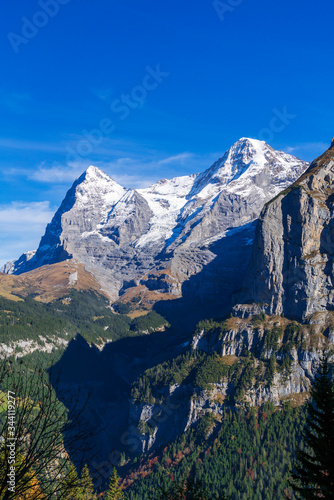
[237,142,334,323]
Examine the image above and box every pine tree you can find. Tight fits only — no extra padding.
[62,462,80,499]
[105,468,124,500]
[78,464,97,500]
[156,478,227,499]
[290,356,334,498]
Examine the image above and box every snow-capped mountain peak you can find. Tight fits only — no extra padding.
[85,164,106,177]
[81,164,123,191]
[196,138,266,189]
[3,139,309,302]
[74,165,126,210]
[192,138,306,201]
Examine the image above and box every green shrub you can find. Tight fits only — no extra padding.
[115,302,131,315]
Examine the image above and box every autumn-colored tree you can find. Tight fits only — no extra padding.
[0,452,47,500]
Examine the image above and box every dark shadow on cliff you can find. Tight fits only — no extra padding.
[49,327,194,477]
[48,222,256,481]
[153,222,256,337]
[320,217,334,312]
[281,191,308,320]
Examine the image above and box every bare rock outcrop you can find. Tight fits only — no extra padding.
[236,141,334,323]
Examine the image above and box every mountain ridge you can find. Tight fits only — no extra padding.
[1,138,308,313]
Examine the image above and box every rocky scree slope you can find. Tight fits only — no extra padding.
[2,139,307,308]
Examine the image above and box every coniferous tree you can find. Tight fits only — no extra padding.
[105,468,124,500]
[290,356,334,498]
[62,463,80,499]
[156,478,227,499]
[78,464,97,500]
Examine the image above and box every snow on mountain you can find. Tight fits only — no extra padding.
[136,138,308,251]
[136,175,197,248]
[3,139,309,302]
[0,250,36,275]
[74,165,126,212]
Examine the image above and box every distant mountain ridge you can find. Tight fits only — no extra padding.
[1,138,308,311]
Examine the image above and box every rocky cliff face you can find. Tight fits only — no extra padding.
[129,138,334,451]
[2,139,307,306]
[237,141,334,324]
[130,310,331,453]
[128,384,192,453]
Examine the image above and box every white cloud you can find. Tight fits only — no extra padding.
[92,87,115,102]
[28,164,84,184]
[0,90,32,114]
[157,153,194,165]
[0,138,67,153]
[92,152,220,188]
[0,201,55,266]
[285,142,329,157]
[8,149,221,190]
[0,130,224,189]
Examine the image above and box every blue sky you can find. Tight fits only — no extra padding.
[0,0,333,266]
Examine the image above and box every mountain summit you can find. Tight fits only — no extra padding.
[2,139,308,312]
